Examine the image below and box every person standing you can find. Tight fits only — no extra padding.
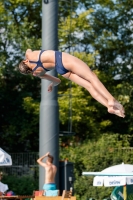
[37,152,57,190]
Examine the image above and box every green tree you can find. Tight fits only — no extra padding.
[1,0,133,150]
[58,1,131,143]
[0,0,42,151]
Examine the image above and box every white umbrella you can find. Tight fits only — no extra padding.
[82,163,133,200]
[93,163,133,187]
[0,148,12,166]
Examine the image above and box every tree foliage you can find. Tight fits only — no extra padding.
[0,0,133,198]
[0,0,42,151]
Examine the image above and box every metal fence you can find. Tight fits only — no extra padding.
[1,148,133,177]
[0,152,39,176]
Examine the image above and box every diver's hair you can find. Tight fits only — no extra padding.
[18,61,32,75]
[47,155,54,163]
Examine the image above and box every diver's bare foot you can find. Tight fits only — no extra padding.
[108,99,125,113]
[108,106,125,118]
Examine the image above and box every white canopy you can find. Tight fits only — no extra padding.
[82,163,133,187]
[0,148,12,166]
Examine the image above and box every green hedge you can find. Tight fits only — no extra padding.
[2,175,39,195]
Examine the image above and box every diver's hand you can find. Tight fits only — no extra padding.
[48,83,54,92]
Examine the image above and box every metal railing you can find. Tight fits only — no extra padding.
[0,152,39,176]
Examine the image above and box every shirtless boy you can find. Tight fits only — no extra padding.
[37,152,57,190]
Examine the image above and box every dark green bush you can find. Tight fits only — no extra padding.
[2,175,39,195]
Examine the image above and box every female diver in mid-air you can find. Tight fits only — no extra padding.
[19,49,125,118]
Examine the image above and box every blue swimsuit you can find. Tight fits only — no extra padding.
[43,183,56,190]
[55,51,69,75]
[29,50,50,72]
[29,50,69,75]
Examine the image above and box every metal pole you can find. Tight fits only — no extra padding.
[39,0,59,190]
